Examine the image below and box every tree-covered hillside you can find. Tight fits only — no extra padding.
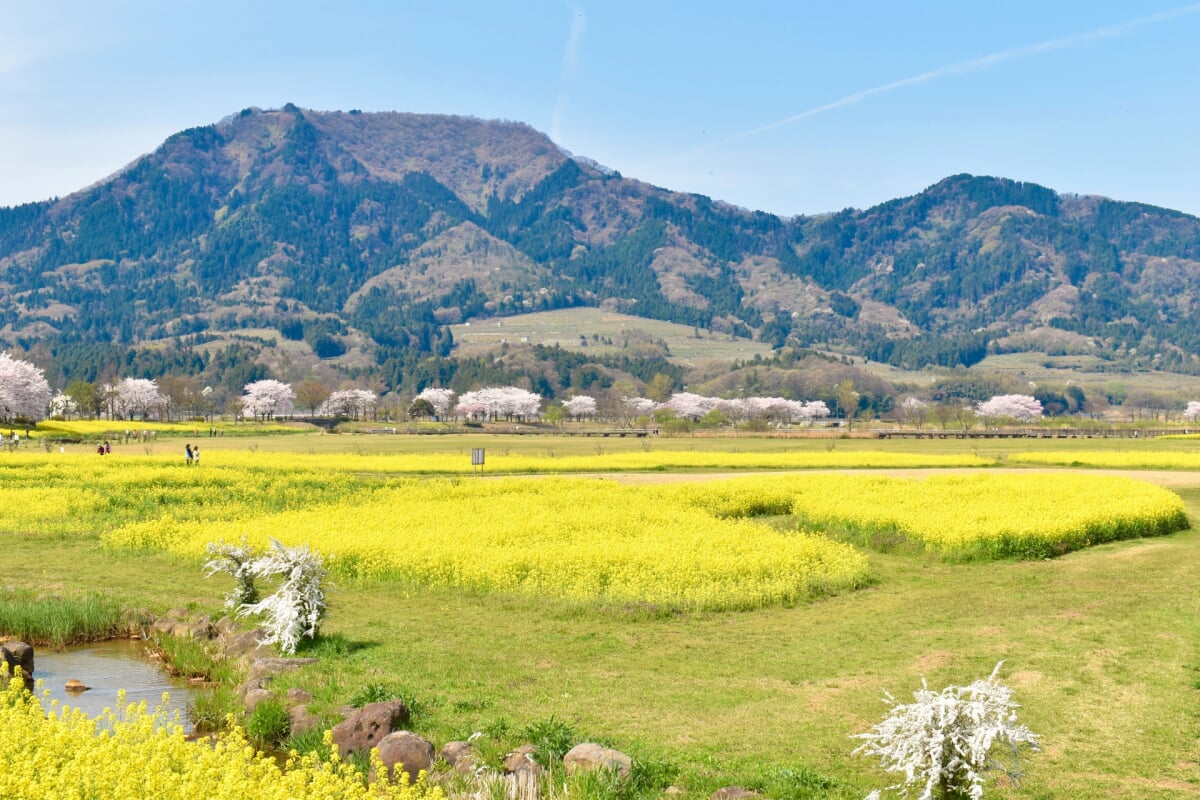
[1,106,1199,387]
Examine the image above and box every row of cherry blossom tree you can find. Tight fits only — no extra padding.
[410,386,834,425]
[7,348,1200,427]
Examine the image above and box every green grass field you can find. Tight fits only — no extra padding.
[3,432,1199,798]
[448,307,775,365]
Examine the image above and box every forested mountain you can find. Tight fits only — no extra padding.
[2,104,1199,388]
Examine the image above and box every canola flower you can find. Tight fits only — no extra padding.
[35,419,308,438]
[0,676,442,800]
[0,452,1187,606]
[780,472,1188,558]
[1009,449,1200,470]
[106,477,871,611]
[22,447,989,475]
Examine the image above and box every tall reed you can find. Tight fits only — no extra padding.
[0,589,124,647]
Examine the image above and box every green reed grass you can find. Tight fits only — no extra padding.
[0,589,124,646]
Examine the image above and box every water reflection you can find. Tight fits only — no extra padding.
[34,639,196,730]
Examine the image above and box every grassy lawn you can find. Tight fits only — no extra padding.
[2,435,1199,798]
[448,307,775,365]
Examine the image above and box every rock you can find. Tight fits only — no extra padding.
[504,744,542,775]
[286,687,313,705]
[243,687,272,713]
[239,657,317,698]
[222,629,270,660]
[150,610,214,640]
[563,743,632,780]
[331,700,411,755]
[289,705,321,737]
[64,678,91,692]
[711,788,760,800]
[376,731,435,784]
[213,616,241,638]
[1,640,34,679]
[439,740,480,774]
[0,642,34,671]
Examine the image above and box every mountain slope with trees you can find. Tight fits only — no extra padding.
[1,105,1199,389]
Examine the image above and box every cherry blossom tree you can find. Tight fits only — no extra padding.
[110,377,167,421]
[48,392,78,419]
[621,396,658,423]
[416,387,456,418]
[664,392,721,421]
[0,352,52,421]
[562,395,597,420]
[320,389,377,419]
[240,379,296,421]
[1184,401,1200,422]
[456,386,541,421]
[976,394,1043,423]
[901,397,930,429]
[803,400,831,423]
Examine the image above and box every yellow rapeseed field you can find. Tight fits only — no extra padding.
[161,447,995,475]
[0,677,442,800]
[1009,450,1200,470]
[36,420,306,438]
[106,477,871,611]
[0,451,1186,606]
[778,472,1187,558]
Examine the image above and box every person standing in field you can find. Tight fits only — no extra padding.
[185,443,193,466]
[193,445,200,466]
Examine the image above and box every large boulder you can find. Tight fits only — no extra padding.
[0,640,34,690]
[331,700,411,755]
[1,640,34,673]
[563,743,632,779]
[376,731,435,784]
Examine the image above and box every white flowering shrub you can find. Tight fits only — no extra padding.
[853,662,1039,800]
[206,538,327,655]
[203,539,260,608]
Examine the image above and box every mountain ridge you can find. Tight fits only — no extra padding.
[1,105,1199,386]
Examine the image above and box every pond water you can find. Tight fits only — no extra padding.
[33,639,198,731]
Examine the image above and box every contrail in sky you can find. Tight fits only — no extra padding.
[685,3,1200,156]
[551,3,587,143]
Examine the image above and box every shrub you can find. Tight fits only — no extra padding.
[229,539,327,655]
[853,662,1039,799]
[204,539,260,608]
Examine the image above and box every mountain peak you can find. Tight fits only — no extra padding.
[1,108,1199,382]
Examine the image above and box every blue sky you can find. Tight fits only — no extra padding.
[2,1,1198,216]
